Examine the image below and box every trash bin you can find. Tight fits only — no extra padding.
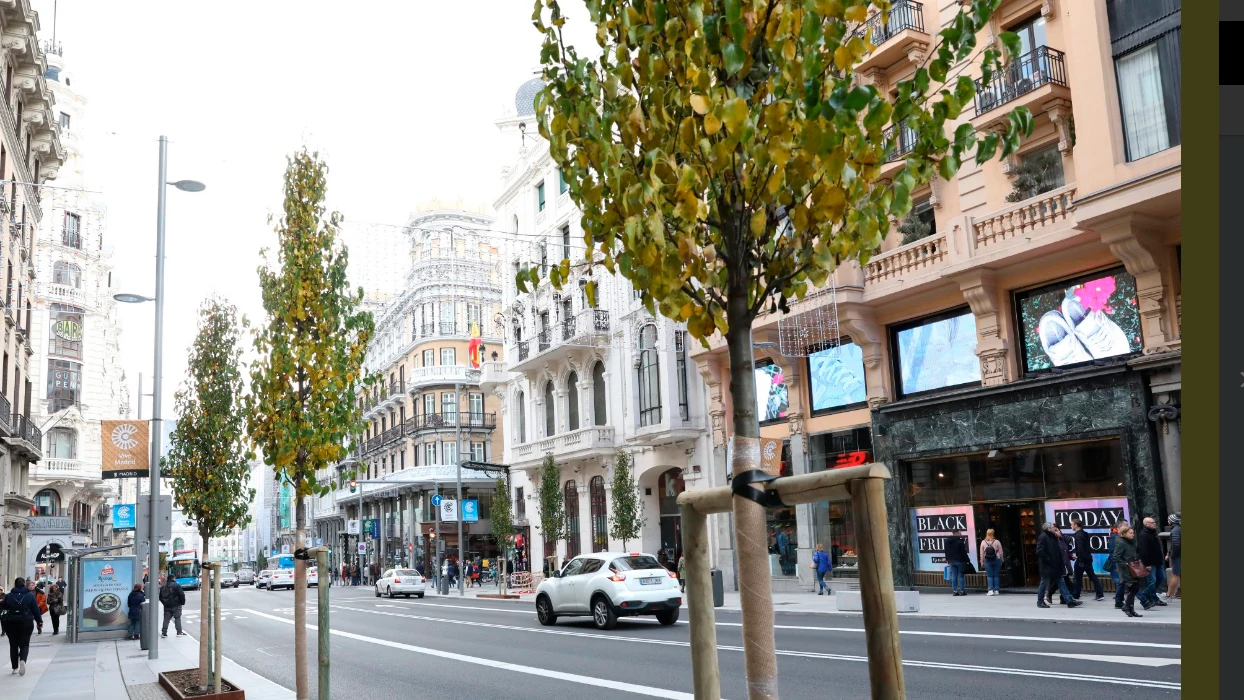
[711,568,724,608]
[139,600,150,650]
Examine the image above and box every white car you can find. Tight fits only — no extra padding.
[256,570,273,589]
[375,568,426,599]
[268,569,295,591]
[308,567,319,587]
[536,552,681,630]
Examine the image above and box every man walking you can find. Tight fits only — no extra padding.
[1106,520,1130,608]
[943,529,970,596]
[1070,518,1104,601]
[1036,522,1082,608]
[1137,517,1167,610]
[159,573,187,637]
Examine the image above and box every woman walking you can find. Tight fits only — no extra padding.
[2,577,41,675]
[47,583,65,636]
[979,529,1004,595]
[34,583,48,635]
[811,544,832,595]
[1112,525,1146,618]
[1166,513,1181,599]
[126,584,146,640]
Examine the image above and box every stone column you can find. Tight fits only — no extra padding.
[788,413,815,591]
[1148,395,1181,514]
[959,270,1010,386]
[696,358,736,590]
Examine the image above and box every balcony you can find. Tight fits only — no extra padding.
[973,46,1070,129]
[509,309,612,374]
[855,0,929,74]
[405,411,497,435]
[479,360,516,392]
[5,413,42,460]
[42,283,95,308]
[0,393,10,435]
[406,364,480,392]
[34,458,100,481]
[511,425,617,470]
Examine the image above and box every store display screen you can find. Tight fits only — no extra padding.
[1017,268,1143,372]
[894,311,980,395]
[1044,498,1130,576]
[808,342,867,412]
[910,505,978,571]
[754,362,789,423]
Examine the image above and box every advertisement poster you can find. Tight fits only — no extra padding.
[79,557,135,630]
[462,499,480,523]
[1044,498,1129,575]
[1018,268,1142,372]
[808,342,867,412]
[279,481,293,529]
[910,506,977,571]
[112,503,136,531]
[100,420,150,479]
[754,362,789,422]
[896,312,981,395]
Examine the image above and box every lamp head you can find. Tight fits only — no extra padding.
[170,180,206,193]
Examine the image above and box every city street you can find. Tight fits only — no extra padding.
[181,585,1181,699]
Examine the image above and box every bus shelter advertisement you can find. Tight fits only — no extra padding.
[1044,498,1129,575]
[79,556,136,630]
[911,506,978,572]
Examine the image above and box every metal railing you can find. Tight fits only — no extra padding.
[406,411,497,434]
[884,120,919,162]
[11,413,40,448]
[857,0,924,46]
[537,328,551,352]
[0,393,9,431]
[517,340,529,361]
[389,380,404,396]
[974,46,1068,115]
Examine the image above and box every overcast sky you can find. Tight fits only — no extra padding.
[33,1,595,416]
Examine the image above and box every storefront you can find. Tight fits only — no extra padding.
[807,427,874,579]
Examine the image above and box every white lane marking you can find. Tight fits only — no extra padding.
[1011,652,1181,667]
[238,609,697,699]
[309,605,1180,690]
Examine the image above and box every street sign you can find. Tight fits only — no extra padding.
[134,496,172,543]
[357,543,366,554]
[462,499,479,523]
[439,499,458,522]
[281,544,291,554]
[112,504,136,531]
[430,494,443,507]
[346,520,360,536]
[315,538,323,547]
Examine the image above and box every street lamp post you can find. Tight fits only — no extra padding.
[115,135,204,660]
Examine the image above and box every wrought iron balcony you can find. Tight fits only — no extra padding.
[517,340,529,361]
[857,0,924,47]
[538,328,551,352]
[405,411,497,434]
[884,120,919,162]
[975,46,1068,116]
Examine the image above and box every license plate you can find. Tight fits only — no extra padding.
[640,577,662,585]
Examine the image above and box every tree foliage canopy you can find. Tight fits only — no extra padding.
[537,455,566,550]
[608,450,644,548]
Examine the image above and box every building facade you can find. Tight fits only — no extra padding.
[690,0,1182,590]
[0,1,66,586]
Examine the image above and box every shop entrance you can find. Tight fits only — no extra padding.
[657,468,684,569]
[979,502,1041,587]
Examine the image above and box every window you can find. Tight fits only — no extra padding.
[466,303,481,331]
[890,308,981,397]
[515,486,526,519]
[468,392,484,424]
[557,168,568,194]
[544,381,556,436]
[1011,15,1047,58]
[637,324,662,426]
[48,304,84,359]
[561,224,571,261]
[425,442,437,465]
[1107,0,1180,161]
[443,440,458,465]
[1014,267,1142,372]
[470,441,485,462]
[564,480,581,558]
[589,475,607,552]
[441,348,456,366]
[807,341,868,414]
[423,349,435,366]
[59,112,70,130]
[515,389,527,443]
[422,393,436,417]
[537,180,546,211]
[34,489,60,517]
[592,361,607,426]
[567,371,580,431]
[676,332,689,421]
[52,261,82,288]
[540,243,549,277]
[63,212,82,248]
[47,427,76,459]
[47,359,82,413]
[440,301,456,334]
[441,392,457,421]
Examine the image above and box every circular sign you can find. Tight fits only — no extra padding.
[463,501,478,517]
[110,423,140,450]
[53,317,84,341]
[430,494,443,507]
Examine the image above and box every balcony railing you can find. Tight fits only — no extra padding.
[11,413,40,448]
[406,363,478,390]
[974,46,1068,115]
[857,0,924,46]
[517,340,530,361]
[512,425,617,465]
[389,380,405,396]
[865,232,949,285]
[972,184,1077,249]
[513,309,612,369]
[73,519,91,534]
[406,411,497,434]
[39,458,100,480]
[884,120,919,162]
[537,328,551,352]
[0,393,9,432]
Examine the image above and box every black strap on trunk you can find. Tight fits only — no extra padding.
[730,469,787,508]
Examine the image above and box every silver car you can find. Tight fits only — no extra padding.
[236,569,256,585]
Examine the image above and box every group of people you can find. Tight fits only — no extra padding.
[0,577,68,676]
[120,571,190,641]
[337,562,372,586]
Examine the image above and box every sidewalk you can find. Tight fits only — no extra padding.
[3,631,294,700]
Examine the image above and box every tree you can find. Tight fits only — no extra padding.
[491,476,515,593]
[898,209,932,245]
[163,297,254,691]
[1005,148,1063,202]
[536,455,565,573]
[608,450,644,549]
[530,1,1031,693]
[246,149,374,700]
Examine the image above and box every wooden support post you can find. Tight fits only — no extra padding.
[680,503,720,700]
[851,477,905,700]
[316,549,331,700]
[213,565,223,695]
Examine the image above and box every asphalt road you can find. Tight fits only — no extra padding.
[182,585,1181,699]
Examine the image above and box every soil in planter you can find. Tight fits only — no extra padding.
[162,668,239,697]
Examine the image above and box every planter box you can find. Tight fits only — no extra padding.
[836,590,920,613]
[158,669,246,700]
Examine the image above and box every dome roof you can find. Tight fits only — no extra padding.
[515,77,544,117]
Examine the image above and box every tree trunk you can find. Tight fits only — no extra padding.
[199,535,210,691]
[725,296,779,700]
[295,496,309,699]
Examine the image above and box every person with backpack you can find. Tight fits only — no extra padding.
[126,584,146,640]
[979,529,1004,595]
[1,577,41,675]
[159,573,187,637]
[943,529,970,596]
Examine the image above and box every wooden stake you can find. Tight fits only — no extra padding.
[680,504,720,699]
[852,478,905,700]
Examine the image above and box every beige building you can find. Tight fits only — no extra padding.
[692,0,1181,591]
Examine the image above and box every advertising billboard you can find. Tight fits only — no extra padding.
[754,361,789,423]
[79,557,135,631]
[100,420,150,479]
[808,341,867,413]
[1043,497,1130,576]
[894,310,981,396]
[910,505,978,571]
[1017,268,1142,372]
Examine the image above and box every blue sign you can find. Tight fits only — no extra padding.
[430,494,443,507]
[462,499,479,523]
[366,519,380,540]
[112,504,136,531]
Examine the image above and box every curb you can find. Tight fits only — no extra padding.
[719,606,1183,628]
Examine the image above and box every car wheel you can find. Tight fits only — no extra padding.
[404,594,411,599]
[592,596,618,631]
[374,587,381,598]
[387,587,395,599]
[656,608,680,626]
[416,593,424,599]
[536,595,557,626]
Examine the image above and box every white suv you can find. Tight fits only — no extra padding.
[536,552,681,630]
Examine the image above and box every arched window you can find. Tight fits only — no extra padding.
[544,381,556,437]
[592,361,607,426]
[589,475,607,552]
[564,480,581,558]
[638,324,662,426]
[173,537,185,551]
[515,390,527,443]
[567,371,580,431]
[46,427,76,459]
[52,261,82,288]
[34,488,60,517]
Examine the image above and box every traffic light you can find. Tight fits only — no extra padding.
[350,478,357,493]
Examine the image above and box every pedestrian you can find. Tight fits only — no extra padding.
[1070,518,1104,601]
[1,577,41,675]
[943,529,970,596]
[1056,527,1075,603]
[126,584,146,640]
[46,583,65,636]
[1105,520,1129,608]
[33,582,48,635]
[159,572,187,637]
[448,558,459,588]
[472,561,482,588]
[1112,524,1146,618]
[1036,522,1081,608]
[1165,513,1181,599]
[979,528,1003,595]
[811,543,832,595]
[341,563,348,587]
[676,553,688,593]
[1137,517,1166,610]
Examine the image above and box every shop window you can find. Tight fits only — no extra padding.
[567,371,580,431]
[1015,266,1143,373]
[564,480,581,559]
[806,428,874,471]
[766,442,798,576]
[657,468,684,566]
[49,304,84,359]
[1038,441,1125,501]
[592,361,607,425]
[754,359,789,423]
[806,340,867,415]
[637,325,662,426]
[907,456,975,507]
[589,475,607,552]
[35,488,60,516]
[890,307,981,397]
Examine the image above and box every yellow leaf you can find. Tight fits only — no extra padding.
[833,45,852,71]
[689,94,710,114]
[750,209,767,235]
[703,112,722,135]
[845,5,868,23]
[721,98,748,134]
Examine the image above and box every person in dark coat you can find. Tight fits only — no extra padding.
[2,577,41,675]
[1035,523,1081,609]
[1054,528,1075,604]
[1136,517,1166,609]
[1070,518,1104,601]
[126,584,146,640]
[1112,524,1145,617]
[943,530,970,596]
[1165,513,1181,598]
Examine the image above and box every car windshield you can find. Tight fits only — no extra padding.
[610,555,663,571]
[278,569,293,575]
[222,573,236,578]
[397,569,420,577]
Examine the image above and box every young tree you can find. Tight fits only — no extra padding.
[491,476,515,593]
[536,455,565,573]
[609,450,644,549]
[531,1,1032,693]
[246,149,374,700]
[163,297,254,690]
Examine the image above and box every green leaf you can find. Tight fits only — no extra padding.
[724,42,747,75]
[953,123,976,150]
[998,31,1022,59]
[721,97,749,134]
[844,85,872,112]
[938,152,961,181]
[929,59,948,84]
[975,132,1000,164]
[1008,105,1035,137]
[913,68,930,96]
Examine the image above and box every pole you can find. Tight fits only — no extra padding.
[213,563,223,695]
[455,383,464,596]
[315,548,330,700]
[681,503,720,699]
[147,135,169,660]
[852,478,905,699]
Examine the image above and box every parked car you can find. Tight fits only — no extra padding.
[268,569,295,591]
[535,552,681,630]
[374,568,426,599]
[219,572,239,588]
[236,569,256,585]
[257,570,274,589]
[308,567,318,587]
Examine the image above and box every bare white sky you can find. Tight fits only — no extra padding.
[33,1,595,414]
